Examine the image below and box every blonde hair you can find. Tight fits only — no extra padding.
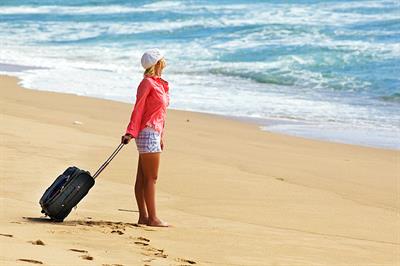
[144,58,166,76]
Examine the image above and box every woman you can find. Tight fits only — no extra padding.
[121,49,169,227]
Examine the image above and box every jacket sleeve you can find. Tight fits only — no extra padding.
[125,79,152,138]
[160,91,169,139]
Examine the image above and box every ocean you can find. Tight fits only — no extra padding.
[1,0,399,149]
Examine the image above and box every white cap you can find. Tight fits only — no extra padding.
[141,49,164,69]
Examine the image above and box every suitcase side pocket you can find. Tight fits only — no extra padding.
[40,167,79,207]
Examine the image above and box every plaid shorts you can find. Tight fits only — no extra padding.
[135,127,162,154]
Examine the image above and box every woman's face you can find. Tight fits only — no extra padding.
[156,58,166,75]
[160,58,166,70]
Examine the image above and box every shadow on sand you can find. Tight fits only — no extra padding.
[22,217,142,229]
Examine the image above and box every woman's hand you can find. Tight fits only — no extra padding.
[121,134,133,144]
[160,137,165,150]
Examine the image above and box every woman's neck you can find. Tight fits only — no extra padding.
[145,74,161,79]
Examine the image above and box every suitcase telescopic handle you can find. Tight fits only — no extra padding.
[93,143,125,179]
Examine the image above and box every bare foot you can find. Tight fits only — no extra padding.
[147,218,169,227]
[138,216,148,225]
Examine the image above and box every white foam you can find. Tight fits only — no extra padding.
[263,122,400,150]
[0,19,222,44]
[0,5,161,15]
[0,6,133,15]
[0,1,239,15]
[323,0,397,10]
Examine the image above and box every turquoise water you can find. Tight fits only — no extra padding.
[0,0,399,149]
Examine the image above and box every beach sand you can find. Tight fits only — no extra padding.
[0,74,399,265]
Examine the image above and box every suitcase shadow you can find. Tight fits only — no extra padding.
[22,216,143,229]
[23,217,60,223]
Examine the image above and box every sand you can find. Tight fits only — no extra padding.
[0,74,399,265]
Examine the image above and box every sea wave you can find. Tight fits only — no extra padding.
[380,93,400,103]
[1,1,399,25]
[0,2,252,15]
[0,5,141,15]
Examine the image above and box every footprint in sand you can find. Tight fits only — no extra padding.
[275,177,285,181]
[131,238,170,262]
[29,240,45,245]
[69,248,88,253]
[17,259,43,264]
[141,246,168,259]
[80,254,94,261]
[102,264,124,266]
[68,249,93,261]
[72,220,141,231]
[134,241,149,246]
[136,236,150,242]
[0,233,13,238]
[129,236,151,248]
[111,229,124,235]
[175,258,197,264]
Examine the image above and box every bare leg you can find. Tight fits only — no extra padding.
[140,152,168,227]
[134,156,148,224]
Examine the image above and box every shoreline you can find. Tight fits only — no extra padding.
[1,68,398,151]
[1,74,399,265]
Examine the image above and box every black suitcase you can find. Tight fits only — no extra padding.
[39,143,124,222]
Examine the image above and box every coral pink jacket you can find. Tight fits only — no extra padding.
[126,76,169,138]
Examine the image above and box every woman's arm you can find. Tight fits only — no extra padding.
[125,79,152,138]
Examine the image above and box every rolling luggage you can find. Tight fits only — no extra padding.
[39,143,124,222]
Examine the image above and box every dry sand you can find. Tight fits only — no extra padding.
[0,75,399,265]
